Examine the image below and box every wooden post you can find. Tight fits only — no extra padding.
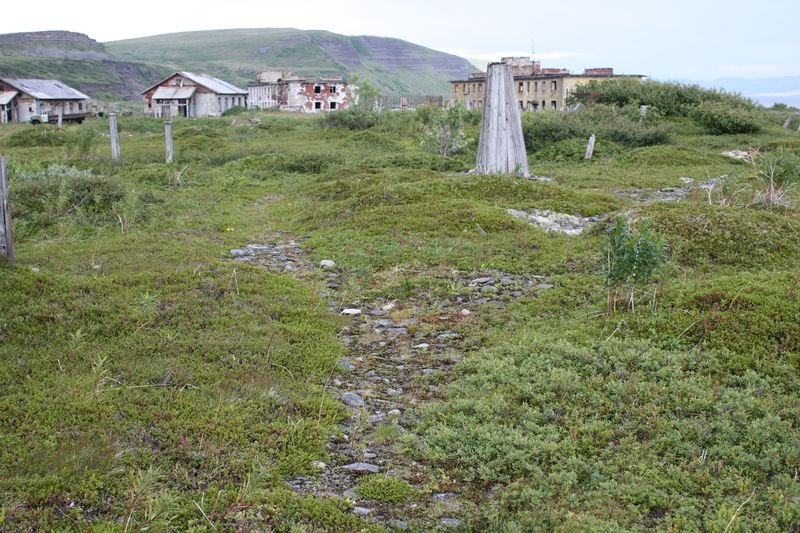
[57,106,63,128]
[783,114,794,129]
[109,112,121,162]
[164,120,174,164]
[584,134,596,160]
[476,62,529,177]
[0,155,14,262]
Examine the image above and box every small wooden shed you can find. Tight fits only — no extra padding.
[142,72,248,118]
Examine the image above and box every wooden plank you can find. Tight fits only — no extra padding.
[164,120,174,164]
[0,155,14,261]
[109,113,121,161]
[476,62,529,177]
[585,134,596,160]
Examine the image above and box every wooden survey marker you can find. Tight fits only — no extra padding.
[109,113,121,161]
[476,62,530,177]
[165,120,174,164]
[0,155,14,261]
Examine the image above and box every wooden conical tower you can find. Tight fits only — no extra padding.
[476,62,530,177]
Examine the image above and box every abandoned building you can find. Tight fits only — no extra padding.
[141,72,247,118]
[0,78,90,124]
[450,57,644,111]
[248,71,350,112]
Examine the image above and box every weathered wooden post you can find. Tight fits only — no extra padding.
[0,155,14,262]
[109,112,121,162]
[164,120,174,164]
[476,62,529,177]
[584,133,596,160]
[57,106,63,128]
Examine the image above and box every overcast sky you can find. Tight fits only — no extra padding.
[2,0,798,80]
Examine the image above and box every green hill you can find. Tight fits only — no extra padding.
[0,29,474,100]
[105,28,475,96]
[0,31,168,102]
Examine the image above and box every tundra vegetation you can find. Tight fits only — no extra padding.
[0,81,799,531]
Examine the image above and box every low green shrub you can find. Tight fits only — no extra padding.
[221,106,248,116]
[690,102,761,134]
[522,105,670,155]
[10,174,125,230]
[419,103,473,157]
[321,109,380,130]
[571,78,755,116]
[355,475,416,503]
[2,126,70,147]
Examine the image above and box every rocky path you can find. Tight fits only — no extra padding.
[231,236,554,529]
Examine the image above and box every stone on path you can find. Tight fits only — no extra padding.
[342,462,381,473]
[320,259,336,270]
[341,308,362,316]
[340,392,365,407]
[440,518,464,528]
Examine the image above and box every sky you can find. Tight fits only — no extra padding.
[2,0,799,81]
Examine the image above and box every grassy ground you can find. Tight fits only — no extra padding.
[0,106,798,531]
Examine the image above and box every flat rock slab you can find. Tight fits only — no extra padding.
[722,150,753,162]
[507,208,600,236]
[341,462,381,473]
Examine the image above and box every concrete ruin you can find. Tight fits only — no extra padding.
[248,71,350,113]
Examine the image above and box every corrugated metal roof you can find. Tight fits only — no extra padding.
[180,72,247,95]
[0,91,18,105]
[0,79,89,100]
[152,86,197,100]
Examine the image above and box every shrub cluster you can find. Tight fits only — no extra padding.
[11,174,125,230]
[522,104,671,156]
[321,109,381,130]
[689,101,762,134]
[571,78,755,117]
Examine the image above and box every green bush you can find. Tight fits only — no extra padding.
[221,106,248,116]
[522,105,670,155]
[690,102,762,134]
[420,103,471,157]
[321,109,380,130]
[571,79,755,116]
[3,127,71,147]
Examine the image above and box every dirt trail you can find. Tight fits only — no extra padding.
[231,235,554,529]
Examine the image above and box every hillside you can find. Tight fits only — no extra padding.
[105,28,475,96]
[0,31,168,101]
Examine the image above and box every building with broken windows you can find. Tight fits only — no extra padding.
[248,71,350,112]
[0,78,90,124]
[141,72,247,118]
[450,57,644,112]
